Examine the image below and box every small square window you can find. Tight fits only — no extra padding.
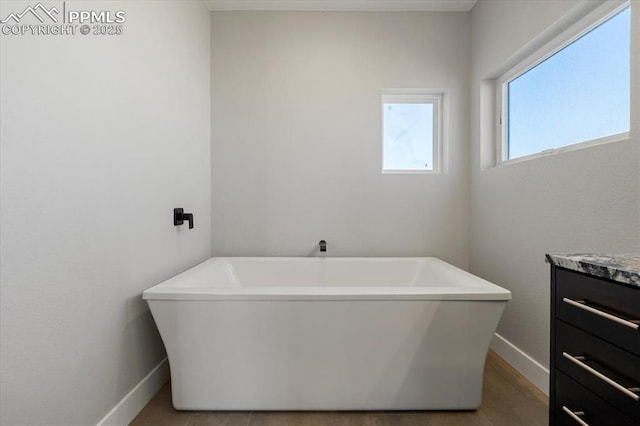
[382,90,443,173]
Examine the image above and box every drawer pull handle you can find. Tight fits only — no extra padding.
[562,352,640,401]
[561,406,589,426]
[562,298,639,330]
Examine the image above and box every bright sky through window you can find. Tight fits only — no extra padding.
[506,6,630,160]
[383,103,434,171]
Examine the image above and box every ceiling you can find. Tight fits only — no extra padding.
[204,0,477,12]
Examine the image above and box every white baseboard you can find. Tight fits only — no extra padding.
[96,357,169,426]
[490,333,549,395]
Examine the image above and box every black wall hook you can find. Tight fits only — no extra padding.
[174,208,194,229]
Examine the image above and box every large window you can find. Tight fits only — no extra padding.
[497,3,630,163]
[382,90,443,173]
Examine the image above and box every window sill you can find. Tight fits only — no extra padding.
[382,170,439,175]
[495,131,630,168]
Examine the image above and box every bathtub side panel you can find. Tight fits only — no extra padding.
[148,299,505,410]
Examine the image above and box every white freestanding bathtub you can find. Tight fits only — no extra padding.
[143,257,511,411]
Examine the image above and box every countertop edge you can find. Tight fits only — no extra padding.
[546,253,640,288]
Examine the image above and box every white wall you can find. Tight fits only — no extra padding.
[469,0,640,373]
[0,1,211,425]
[210,11,471,266]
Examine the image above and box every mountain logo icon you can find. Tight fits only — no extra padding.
[1,2,59,24]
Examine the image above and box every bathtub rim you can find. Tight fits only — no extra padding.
[142,256,512,302]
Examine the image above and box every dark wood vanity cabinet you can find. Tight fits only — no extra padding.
[550,266,640,425]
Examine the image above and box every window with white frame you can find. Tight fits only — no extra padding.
[382,90,443,173]
[496,2,630,163]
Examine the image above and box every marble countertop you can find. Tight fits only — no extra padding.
[546,253,640,287]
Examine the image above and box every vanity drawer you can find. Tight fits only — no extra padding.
[556,320,640,421]
[555,268,640,355]
[555,370,636,426]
